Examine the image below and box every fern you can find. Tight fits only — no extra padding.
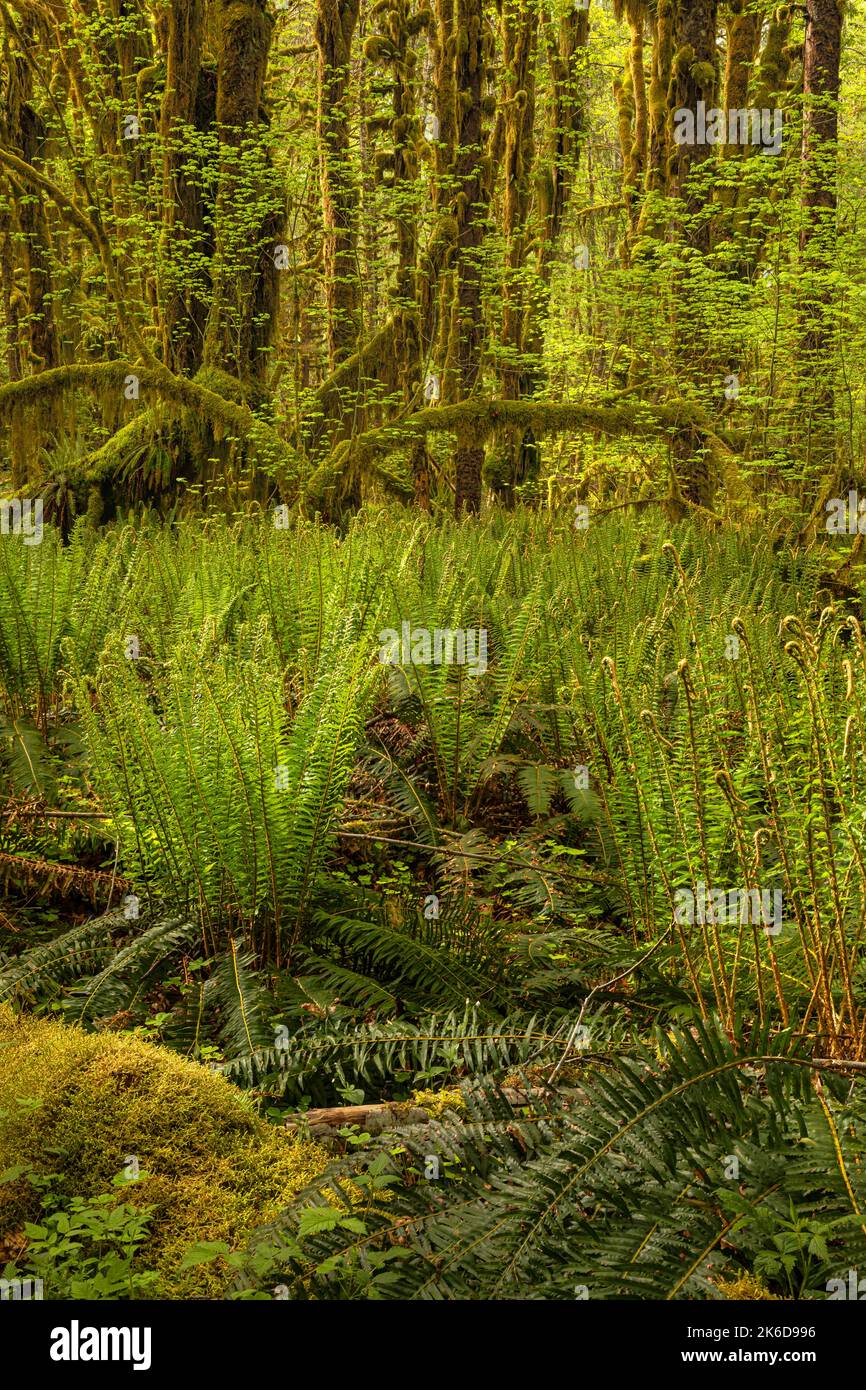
[232,1018,866,1301]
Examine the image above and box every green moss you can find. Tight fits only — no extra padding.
[672,44,694,75]
[0,363,297,487]
[0,1007,328,1297]
[690,60,716,89]
[364,35,387,61]
[482,445,513,490]
[410,1086,466,1119]
[717,1271,781,1300]
[191,365,270,414]
[84,484,104,529]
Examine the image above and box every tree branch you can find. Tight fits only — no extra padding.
[0,363,299,484]
[347,394,736,462]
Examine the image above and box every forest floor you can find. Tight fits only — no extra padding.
[2,507,866,1300]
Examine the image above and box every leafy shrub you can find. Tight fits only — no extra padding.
[2,1167,159,1299]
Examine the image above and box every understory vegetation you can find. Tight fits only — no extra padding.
[2,513,866,1299]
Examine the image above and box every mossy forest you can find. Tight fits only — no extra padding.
[1,0,866,1318]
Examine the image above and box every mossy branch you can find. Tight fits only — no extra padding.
[0,147,101,247]
[0,363,299,485]
[303,393,735,508]
[346,394,736,461]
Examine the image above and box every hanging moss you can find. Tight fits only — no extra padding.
[690,59,716,87]
[305,435,414,514]
[672,44,695,76]
[84,483,104,528]
[364,34,389,61]
[482,445,513,491]
[363,394,733,451]
[0,363,299,499]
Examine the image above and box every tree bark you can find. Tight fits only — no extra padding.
[799,0,844,480]
[493,0,538,505]
[202,0,280,387]
[316,0,363,370]
[451,0,486,515]
[157,0,209,374]
[669,0,719,508]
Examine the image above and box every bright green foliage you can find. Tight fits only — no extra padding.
[1,0,865,1310]
[2,506,866,1301]
[2,510,860,1048]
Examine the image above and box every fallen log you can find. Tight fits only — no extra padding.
[284,1102,431,1138]
[282,1086,542,1139]
[0,850,131,908]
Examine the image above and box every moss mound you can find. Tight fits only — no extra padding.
[0,1007,327,1297]
[717,1272,782,1300]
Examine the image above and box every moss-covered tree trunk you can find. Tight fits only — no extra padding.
[799,0,844,482]
[202,0,280,389]
[451,0,486,514]
[641,0,673,218]
[520,9,589,399]
[669,0,718,238]
[316,0,363,370]
[491,0,537,506]
[723,1,761,152]
[616,0,647,244]
[157,0,212,375]
[0,24,63,487]
[366,0,429,504]
[669,0,719,508]
[724,8,792,281]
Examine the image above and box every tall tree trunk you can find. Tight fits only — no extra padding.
[723,1,761,154]
[728,7,792,278]
[799,0,844,482]
[0,23,63,486]
[202,0,280,388]
[642,0,673,209]
[366,0,428,502]
[316,0,362,370]
[522,8,589,384]
[669,0,719,508]
[493,0,537,505]
[452,0,486,514]
[669,0,719,239]
[157,0,209,374]
[618,2,647,244]
[499,0,537,404]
